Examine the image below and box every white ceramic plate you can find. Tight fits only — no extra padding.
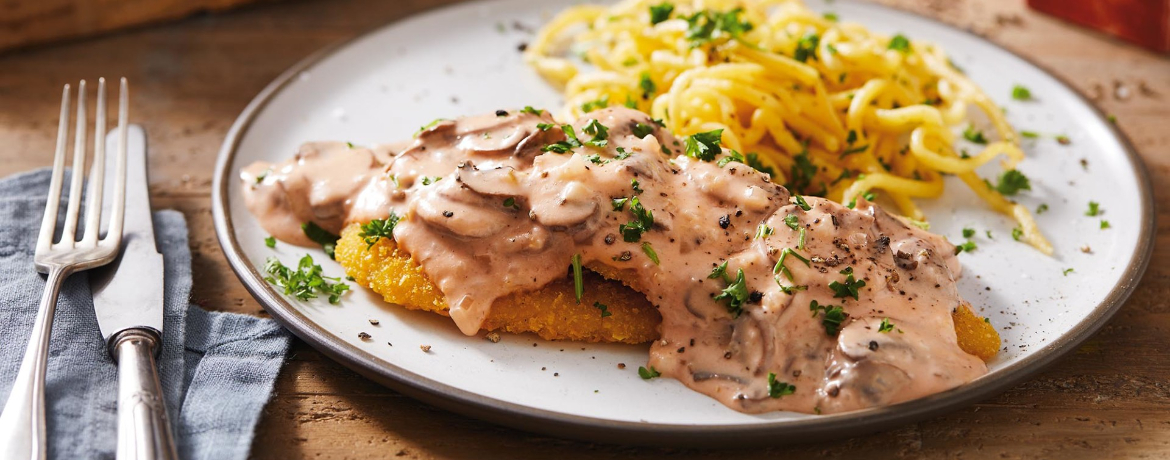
[212,0,1153,446]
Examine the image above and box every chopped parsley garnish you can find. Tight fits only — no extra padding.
[878,318,895,333]
[414,118,449,137]
[767,373,796,398]
[1063,268,1075,276]
[792,194,812,211]
[420,176,442,185]
[1036,203,1049,214]
[787,148,818,194]
[840,143,868,157]
[264,255,349,304]
[962,125,988,144]
[358,213,399,249]
[962,227,975,239]
[684,129,724,161]
[542,124,584,153]
[1020,130,1040,139]
[611,197,629,211]
[1085,201,1101,216]
[345,141,356,149]
[684,8,754,47]
[773,248,810,281]
[784,214,800,230]
[586,154,607,165]
[619,196,654,242]
[649,2,674,24]
[776,280,807,295]
[1100,220,1111,229]
[581,119,610,148]
[716,150,775,176]
[642,242,660,265]
[254,168,270,184]
[593,301,612,318]
[809,300,846,336]
[631,178,644,194]
[571,254,584,303]
[755,224,774,239]
[1056,134,1071,145]
[614,147,634,160]
[783,213,808,249]
[828,267,866,301]
[823,12,839,22]
[846,190,876,209]
[632,122,655,139]
[264,236,276,248]
[714,268,749,317]
[887,34,911,53]
[302,222,340,259]
[503,197,519,209]
[708,261,729,280]
[639,72,657,99]
[581,95,610,113]
[1011,226,1023,241]
[954,240,977,254]
[536,123,555,131]
[994,169,1031,196]
[793,33,820,63]
[624,95,638,109]
[1011,85,1032,101]
[638,366,661,379]
[1108,115,1117,124]
[520,106,544,115]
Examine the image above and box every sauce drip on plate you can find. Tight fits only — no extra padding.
[241,107,987,414]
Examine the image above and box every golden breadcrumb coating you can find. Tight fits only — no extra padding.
[334,223,661,344]
[952,302,1002,362]
[335,223,999,361]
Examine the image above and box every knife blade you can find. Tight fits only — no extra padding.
[90,124,163,342]
[88,124,178,460]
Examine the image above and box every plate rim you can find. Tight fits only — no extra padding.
[210,0,1155,447]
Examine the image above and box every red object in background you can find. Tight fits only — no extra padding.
[1028,0,1170,52]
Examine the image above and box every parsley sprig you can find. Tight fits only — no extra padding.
[810,300,846,336]
[767,373,796,398]
[773,248,810,281]
[829,267,866,301]
[302,222,340,259]
[714,268,750,317]
[684,129,724,161]
[264,255,350,304]
[618,196,655,242]
[358,212,400,249]
[994,169,1031,196]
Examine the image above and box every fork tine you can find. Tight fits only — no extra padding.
[82,78,107,244]
[36,84,72,256]
[60,80,88,248]
[104,78,129,246]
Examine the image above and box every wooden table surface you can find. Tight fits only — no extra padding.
[1,0,1167,458]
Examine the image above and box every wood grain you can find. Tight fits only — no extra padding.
[0,0,1167,458]
[0,0,287,53]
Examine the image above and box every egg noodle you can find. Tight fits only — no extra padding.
[524,0,1052,254]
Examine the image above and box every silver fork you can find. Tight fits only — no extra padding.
[0,78,130,460]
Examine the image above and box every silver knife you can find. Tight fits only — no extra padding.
[89,125,179,460]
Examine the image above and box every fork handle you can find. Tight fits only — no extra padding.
[0,267,69,460]
[112,329,177,460]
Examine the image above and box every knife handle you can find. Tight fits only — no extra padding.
[111,329,178,460]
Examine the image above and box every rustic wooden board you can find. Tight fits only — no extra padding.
[0,0,1167,458]
[0,0,285,52]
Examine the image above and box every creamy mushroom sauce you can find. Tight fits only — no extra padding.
[242,107,987,414]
